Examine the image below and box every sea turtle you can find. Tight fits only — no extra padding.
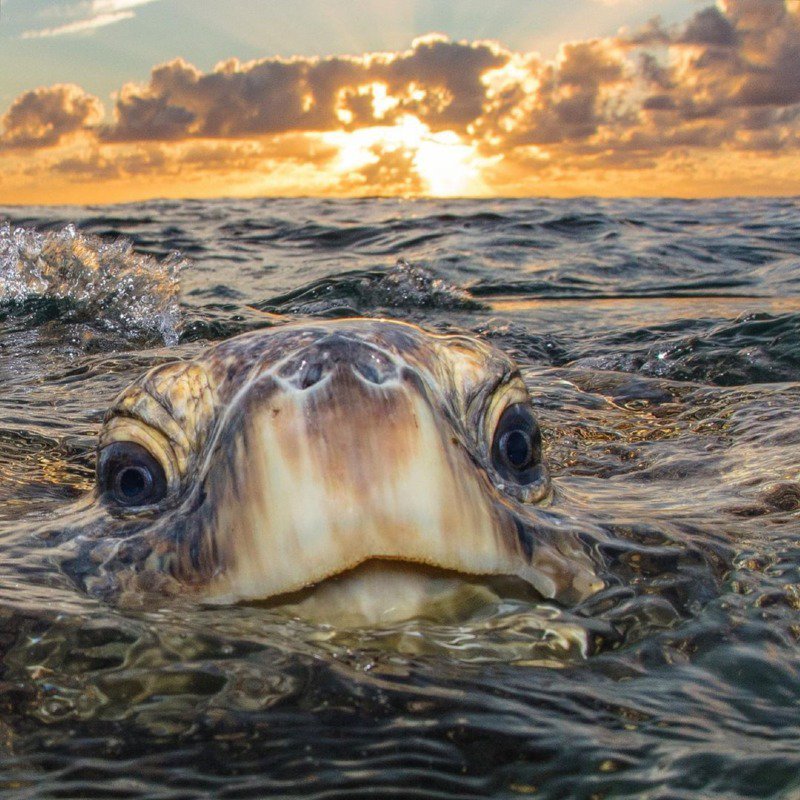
[64,319,603,625]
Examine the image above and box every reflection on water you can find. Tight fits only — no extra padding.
[0,197,798,798]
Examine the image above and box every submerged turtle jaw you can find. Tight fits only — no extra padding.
[254,560,547,627]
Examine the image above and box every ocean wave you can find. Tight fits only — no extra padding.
[254,258,483,316]
[569,311,800,385]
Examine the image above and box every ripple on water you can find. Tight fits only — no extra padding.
[0,198,797,799]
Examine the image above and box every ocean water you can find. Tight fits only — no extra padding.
[0,196,798,799]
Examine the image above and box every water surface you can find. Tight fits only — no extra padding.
[0,197,798,799]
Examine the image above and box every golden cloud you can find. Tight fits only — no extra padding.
[3,2,800,202]
[0,84,104,149]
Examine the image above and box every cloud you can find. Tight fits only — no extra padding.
[19,3,800,156]
[0,84,104,148]
[21,0,161,39]
[94,0,162,11]
[613,0,800,152]
[101,35,508,142]
[4,1,800,200]
[338,143,425,195]
[680,7,738,47]
[486,38,632,147]
[39,134,339,192]
[22,12,134,39]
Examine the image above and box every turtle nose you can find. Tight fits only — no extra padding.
[278,334,399,389]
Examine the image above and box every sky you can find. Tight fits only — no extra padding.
[1,0,799,204]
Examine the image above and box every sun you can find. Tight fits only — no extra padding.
[413,123,480,197]
[323,114,487,197]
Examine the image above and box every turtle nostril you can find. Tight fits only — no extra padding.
[298,360,324,389]
[279,336,398,389]
[354,358,385,385]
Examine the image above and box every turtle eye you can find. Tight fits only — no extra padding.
[98,442,168,508]
[491,403,542,483]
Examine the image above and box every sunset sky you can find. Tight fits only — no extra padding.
[2,0,800,204]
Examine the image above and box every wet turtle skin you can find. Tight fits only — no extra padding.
[64,319,602,622]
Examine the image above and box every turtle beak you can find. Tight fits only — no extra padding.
[185,336,599,609]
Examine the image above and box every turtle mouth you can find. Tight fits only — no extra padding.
[248,558,545,627]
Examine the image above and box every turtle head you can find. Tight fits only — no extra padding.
[82,320,601,623]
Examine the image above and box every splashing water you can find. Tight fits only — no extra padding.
[0,223,182,345]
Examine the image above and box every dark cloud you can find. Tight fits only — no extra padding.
[484,39,632,147]
[558,40,626,86]
[381,34,505,127]
[626,0,800,113]
[627,7,739,48]
[602,0,800,153]
[680,7,738,46]
[0,84,103,148]
[642,94,677,111]
[102,35,507,142]
[104,55,361,142]
[722,0,789,29]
